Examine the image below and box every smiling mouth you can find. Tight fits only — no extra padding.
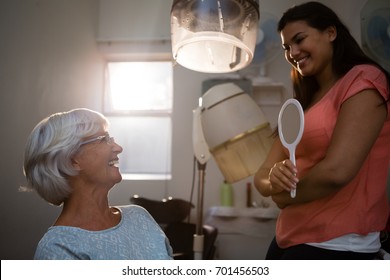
[109,160,119,168]
[295,56,309,67]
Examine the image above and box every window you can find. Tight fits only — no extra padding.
[104,61,173,180]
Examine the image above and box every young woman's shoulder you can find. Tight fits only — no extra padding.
[348,64,386,80]
[344,64,388,92]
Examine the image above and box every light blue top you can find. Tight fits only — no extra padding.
[34,205,173,260]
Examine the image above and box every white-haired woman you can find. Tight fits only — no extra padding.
[23,108,173,260]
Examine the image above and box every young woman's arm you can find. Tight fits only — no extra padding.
[255,89,387,208]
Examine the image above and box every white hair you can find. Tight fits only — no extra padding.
[23,108,109,206]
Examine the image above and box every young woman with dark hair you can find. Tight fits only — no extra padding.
[254,2,390,260]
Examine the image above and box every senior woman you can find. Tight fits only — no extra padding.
[23,108,173,260]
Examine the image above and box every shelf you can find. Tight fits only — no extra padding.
[207,206,279,219]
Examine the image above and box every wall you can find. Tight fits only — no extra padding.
[0,0,368,259]
[0,0,104,259]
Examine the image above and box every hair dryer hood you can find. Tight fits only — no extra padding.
[171,0,260,73]
[199,83,273,182]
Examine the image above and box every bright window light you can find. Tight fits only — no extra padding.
[106,62,172,112]
[104,61,173,180]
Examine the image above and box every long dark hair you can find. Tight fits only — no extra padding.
[277,1,390,109]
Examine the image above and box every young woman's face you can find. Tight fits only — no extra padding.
[280,20,336,77]
[73,130,123,189]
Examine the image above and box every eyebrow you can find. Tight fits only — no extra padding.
[282,32,305,48]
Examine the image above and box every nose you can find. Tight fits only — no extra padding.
[289,44,300,61]
[113,141,123,154]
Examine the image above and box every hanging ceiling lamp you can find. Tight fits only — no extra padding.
[171,0,260,73]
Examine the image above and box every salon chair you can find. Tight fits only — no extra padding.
[130,195,218,259]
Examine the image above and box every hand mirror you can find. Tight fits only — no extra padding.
[278,99,304,198]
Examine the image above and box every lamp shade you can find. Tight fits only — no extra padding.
[198,83,273,183]
[171,0,260,73]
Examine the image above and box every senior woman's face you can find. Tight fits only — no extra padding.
[72,130,123,189]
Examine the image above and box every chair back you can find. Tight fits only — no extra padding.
[164,222,218,259]
[130,196,193,224]
[130,195,218,259]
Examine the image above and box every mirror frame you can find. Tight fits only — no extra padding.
[278,98,304,198]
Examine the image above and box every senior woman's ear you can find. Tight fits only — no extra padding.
[70,155,82,171]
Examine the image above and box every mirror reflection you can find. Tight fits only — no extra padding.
[280,103,301,144]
